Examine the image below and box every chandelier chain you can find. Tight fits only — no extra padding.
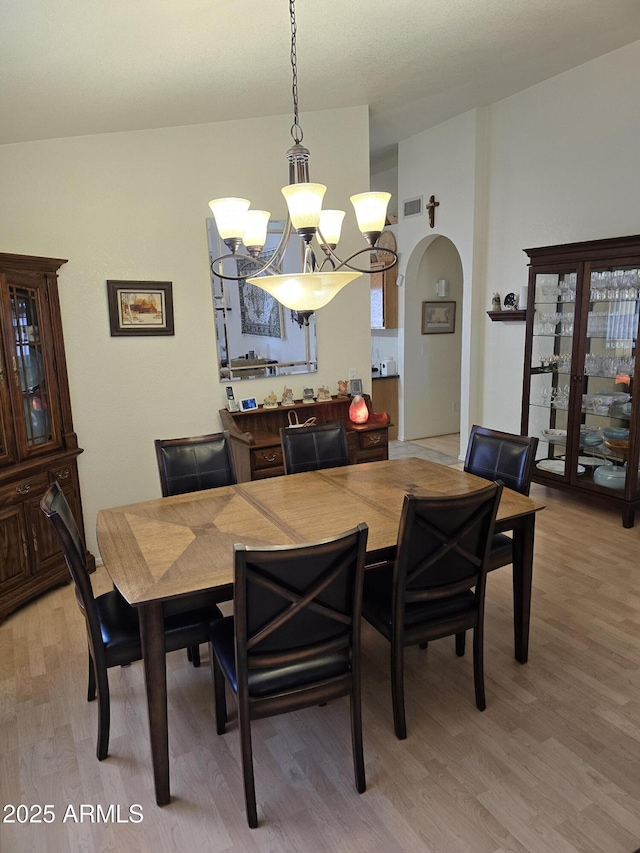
[289,0,303,144]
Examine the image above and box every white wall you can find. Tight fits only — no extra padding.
[398,39,640,448]
[0,106,370,555]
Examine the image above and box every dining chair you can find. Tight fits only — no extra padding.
[279,421,350,474]
[463,425,538,572]
[208,523,369,828]
[155,429,236,664]
[154,429,236,497]
[40,482,223,761]
[361,482,502,740]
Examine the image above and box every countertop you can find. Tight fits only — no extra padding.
[372,372,399,380]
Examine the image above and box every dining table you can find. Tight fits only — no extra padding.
[96,456,545,805]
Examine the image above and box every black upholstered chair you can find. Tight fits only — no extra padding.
[362,483,502,740]
[208,523,369,828]
[155,430,236,497]
[40,482,223,761]
[279,421,350,475]
[155,430,236,664]
[464,425,538,571]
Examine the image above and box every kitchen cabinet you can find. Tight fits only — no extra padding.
[521,235,640,527]
[370,230,398,329]
[0,253,94,621]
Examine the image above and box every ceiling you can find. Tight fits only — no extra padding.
[3,0,640,171]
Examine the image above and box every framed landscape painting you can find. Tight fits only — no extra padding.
[107,281,174,336]
[422,301,456,334]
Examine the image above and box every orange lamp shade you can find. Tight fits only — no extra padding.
[349,394,368,424]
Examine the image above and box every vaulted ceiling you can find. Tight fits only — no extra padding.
[3,0,640,170]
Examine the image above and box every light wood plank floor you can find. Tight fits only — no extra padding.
[2,465,640,851]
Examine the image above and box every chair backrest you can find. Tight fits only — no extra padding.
[464,425,538,495]
[233,524,369,693]
[280,421,350,475]
[155,430,236,496]
[40,482,103,648]
[393,483,503,616]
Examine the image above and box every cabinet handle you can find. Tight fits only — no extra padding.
[262,453,277,462]
[16,483,31,495]
[369,435,381,444]
[54,468,70,480]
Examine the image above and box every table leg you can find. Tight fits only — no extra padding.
[139,602,170,805]
[511,514,535,664]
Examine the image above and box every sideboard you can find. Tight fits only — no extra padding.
[219,394,389,481]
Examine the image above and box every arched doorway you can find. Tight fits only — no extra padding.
[400,235,464,446]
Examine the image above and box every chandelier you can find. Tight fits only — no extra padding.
[208,0,398,316]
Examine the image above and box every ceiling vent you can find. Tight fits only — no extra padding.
[402,196,423,218]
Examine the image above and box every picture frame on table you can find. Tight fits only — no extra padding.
[422,301,456,334]
[348,378,363,396]
[107,281,174,336]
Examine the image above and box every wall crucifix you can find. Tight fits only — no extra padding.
[425,195,440,228]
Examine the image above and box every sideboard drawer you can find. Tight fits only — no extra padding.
[0,473,49,506]
[251,446,283,471]
[358,429,388,451]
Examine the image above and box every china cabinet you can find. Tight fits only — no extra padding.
[0,253,93,621]
[521,235,640,527]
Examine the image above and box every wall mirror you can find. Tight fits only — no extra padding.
[207,218,317,382]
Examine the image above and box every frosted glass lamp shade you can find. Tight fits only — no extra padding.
[208,198,250,240]
[246,270,361,311]
[350,192,391,237]
[281,183,326,231]
[243,210,271,249]
[317,210,345,247]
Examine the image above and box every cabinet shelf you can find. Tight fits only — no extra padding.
[522,234,640,527]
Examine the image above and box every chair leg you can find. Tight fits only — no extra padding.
[472,625,486,711]
[350,689,366,793]
[455,631,466,657]
[391,642,407,740]
[418,641,429,650]
[238,701,258,828]
[189,645,201,667]
[87,649,96,702]
[187,647,193,662]
[95,664,111,761]
[210,647,227,735]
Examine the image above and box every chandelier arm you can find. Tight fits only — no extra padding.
[210,218,297,282]
[321,246,399,274]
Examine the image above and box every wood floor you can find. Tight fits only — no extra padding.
[2,447,640,851]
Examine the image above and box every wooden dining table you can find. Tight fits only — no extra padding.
[96,456,545,805]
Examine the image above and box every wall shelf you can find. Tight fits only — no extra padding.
[487,310,527,322]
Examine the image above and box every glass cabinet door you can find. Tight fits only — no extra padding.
[0,342,18,466]
[576,264,638,495]
[3,280,62,457]
[527,268,578,479]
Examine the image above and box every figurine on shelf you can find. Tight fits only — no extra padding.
[302,387,315,404]
[263,391,278,409]
[337,379,349,397]
[316,385,331,402]
[281,385,295,406]
[503,292,517,310]
[491,293,502,311]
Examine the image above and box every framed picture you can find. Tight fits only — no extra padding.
[349,378,363,396]
[422,301,456,334]
[107,281,174,336]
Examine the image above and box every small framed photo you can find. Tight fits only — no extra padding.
[239,397,258,412]
[107,281,174,336]
[349,378,363,396]
[422,301,456,335]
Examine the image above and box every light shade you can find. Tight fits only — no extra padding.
[208,197,250,240]
[317,209,346,247]
[243,210,271,249]
[350,192,391,235]
[246,270,361,311]
[281,183,326,231]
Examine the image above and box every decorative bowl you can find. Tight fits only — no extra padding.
[593,465,626,489]
[540,428,567,444]
[602,427,629,440]
[604,438,629,455]
[580,433,603,447]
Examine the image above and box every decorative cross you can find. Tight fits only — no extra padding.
[425,195,440,228]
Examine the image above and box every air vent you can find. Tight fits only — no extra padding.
[403,196,423,218]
